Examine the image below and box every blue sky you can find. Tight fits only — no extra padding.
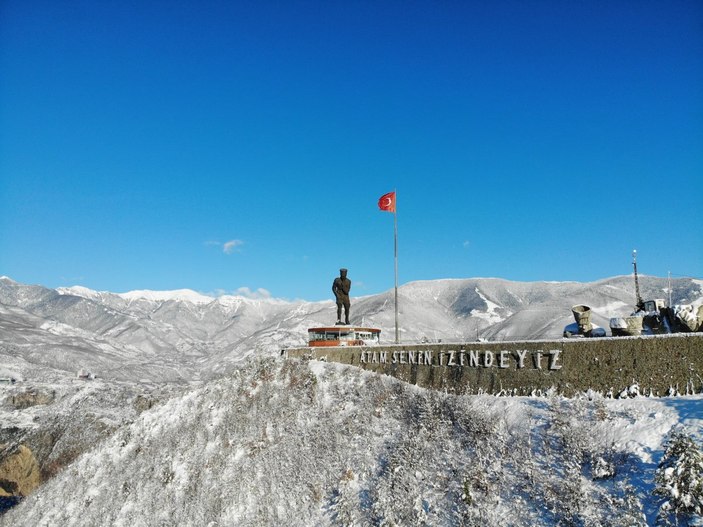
[1,0,701,301]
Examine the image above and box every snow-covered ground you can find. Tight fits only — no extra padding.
[2,358,701,526]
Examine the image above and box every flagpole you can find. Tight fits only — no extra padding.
[394,190,399,344]
[377,190,399,344]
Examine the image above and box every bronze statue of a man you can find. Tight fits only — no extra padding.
[332,268,351,325]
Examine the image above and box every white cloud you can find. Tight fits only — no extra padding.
[463,240,471,249]
[203,286,272,300]
[234,287,271,299]
[223,240,244,254]
[205,239,245,254]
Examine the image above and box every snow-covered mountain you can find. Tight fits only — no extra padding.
[2,276,702,525]
[1,275,701,383]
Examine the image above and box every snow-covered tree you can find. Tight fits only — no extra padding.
[654,428,703,526]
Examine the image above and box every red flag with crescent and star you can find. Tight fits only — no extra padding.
[378,191,396,213]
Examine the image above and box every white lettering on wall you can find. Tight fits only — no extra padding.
[354,347,565,371]
[483,351,494,368]
[469,350,479,367]
[534,352,543,370]
[548,350,562,370]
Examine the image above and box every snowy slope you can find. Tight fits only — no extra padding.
[2,358,701,526]
[2,276,702,525]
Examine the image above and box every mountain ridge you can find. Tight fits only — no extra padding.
[1,275,701,383]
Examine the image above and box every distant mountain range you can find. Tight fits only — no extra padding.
[1,275,701,383]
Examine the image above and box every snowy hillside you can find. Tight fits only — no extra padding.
[2,276,702,525]
[2,359,701,526]
[1,275,701,383]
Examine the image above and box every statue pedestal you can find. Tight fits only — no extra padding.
[307,326,381,347]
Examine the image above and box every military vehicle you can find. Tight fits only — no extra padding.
[564,251,702,338]
[609,251,703,336]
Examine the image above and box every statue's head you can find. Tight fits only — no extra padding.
[340,268,347,278]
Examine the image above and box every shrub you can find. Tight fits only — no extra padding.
[654,429,703,526]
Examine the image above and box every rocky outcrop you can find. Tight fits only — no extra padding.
[133,393,157,414]
[0,445,41,497]
[9,389,55,410]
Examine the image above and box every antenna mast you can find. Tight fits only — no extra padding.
[632,249,643,310]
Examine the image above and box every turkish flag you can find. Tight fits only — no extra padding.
[378,191,396,213]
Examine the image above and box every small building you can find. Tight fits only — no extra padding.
[307,326,381,347]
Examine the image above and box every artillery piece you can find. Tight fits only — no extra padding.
[609,251,702,336]
[564,251,702,338]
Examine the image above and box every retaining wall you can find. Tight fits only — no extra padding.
[284,334,703,396]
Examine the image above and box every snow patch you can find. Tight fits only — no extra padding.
[118,289,214,305]
[57,285,106,301]
[470,287,507,324]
